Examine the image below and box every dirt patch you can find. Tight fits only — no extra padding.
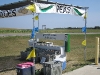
[0,70,16,75]
[0,55,43,71]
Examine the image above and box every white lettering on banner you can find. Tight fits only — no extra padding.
[43,34,56,40]
[56,4,72,14]
[0,9,16,18]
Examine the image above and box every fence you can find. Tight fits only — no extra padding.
[0,34,100,73]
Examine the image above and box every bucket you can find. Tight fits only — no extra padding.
[16,62,35,75]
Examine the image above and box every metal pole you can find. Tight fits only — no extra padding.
[84,8,87,61]
[95,37,99,65]
[32,12,36,75]
[38,13,40,32]
[32,1,36,75]
[33,13,35,30]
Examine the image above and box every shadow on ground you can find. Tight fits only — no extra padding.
[0,56,26,72]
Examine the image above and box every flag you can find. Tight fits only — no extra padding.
[82,27,86,33]
[31,29,35,39]
[34,15,39,20]
[26,48,36,60]
[30,27,39,38]
[82,40,86,46]
[35,27,39,32]
[84,13,87,19]
[26,4,36,12]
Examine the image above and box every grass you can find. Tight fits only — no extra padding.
[40,29,100,33]
[0,34,100,72]
[41,34,100,72]
[0,28,100,33]
[0,36,30,57]
[0,28,31,33]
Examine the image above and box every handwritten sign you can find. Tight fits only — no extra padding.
[56,4,72,14]
[43,34,56,40]
[0,6,32,18]
[36,33,66,40]
[0,9,16,18]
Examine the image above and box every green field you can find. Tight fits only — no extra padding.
[40,29,100,33]
[0,28,100,33]
[0,28,31,33]
[0,33,100,72]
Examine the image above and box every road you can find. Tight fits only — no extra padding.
[0,33,100,37]
[0,33,30,37]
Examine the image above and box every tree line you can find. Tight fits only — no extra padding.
[53,26,100,29]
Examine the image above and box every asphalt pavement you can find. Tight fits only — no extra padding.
[0,33,30,37]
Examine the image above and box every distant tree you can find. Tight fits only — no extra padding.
[94,26,100,29]
[67,27,72,29]
[46,28,51,29]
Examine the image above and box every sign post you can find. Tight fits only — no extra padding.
[95,37,99,65]
[84,7,88,61]
[64,34,70,52]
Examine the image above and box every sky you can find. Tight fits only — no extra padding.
[0,0,100,29]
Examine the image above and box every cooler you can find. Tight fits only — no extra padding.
[54,54,67,70]
[16,62,35,75]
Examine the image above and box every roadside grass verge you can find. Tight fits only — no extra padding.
[0,28,100,33]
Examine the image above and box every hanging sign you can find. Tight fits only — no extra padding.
[0,3,86,18]
[36,33,66,40]
[35,3,86,17]
[0,6,33,18]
